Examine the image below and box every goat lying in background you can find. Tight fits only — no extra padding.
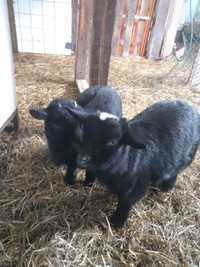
[30,85,122,185]
[62,100,200,228]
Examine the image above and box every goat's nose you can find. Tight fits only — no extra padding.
[82,156,89,161]
[77,154,91,168]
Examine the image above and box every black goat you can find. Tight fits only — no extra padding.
[30,85,122,185]
[65,100,200,228]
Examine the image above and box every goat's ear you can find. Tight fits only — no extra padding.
[30,108,48,120]
[121,125,146,149]
[63,106,91,122]
[76,91,97,107]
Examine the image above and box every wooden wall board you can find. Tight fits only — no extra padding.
[139,0,156,56]
[122,0,137,57]
[118,0,128,54]
[132,0,150,56]
[147,0,171,59]
[160,0,185,58]
[111,0,125,56]
[130,0,142,54]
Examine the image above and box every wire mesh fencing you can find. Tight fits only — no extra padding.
[13,0,72,55]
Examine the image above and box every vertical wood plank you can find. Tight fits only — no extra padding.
[122,0,137,57]
[160,0,185,58]
[130,0,142,54]
[139,0,156,57]
[118,0,128,55]
[90,0,116,85]
[7,0,18,53]
[75,0,93,81]
[147,0,171,59]
[111,0,125,56]
[100,0,117,84]
[133,0,149,56]
[71,0,78,49]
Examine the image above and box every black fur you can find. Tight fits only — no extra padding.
[66,100,200,227]
[30,85,122,185]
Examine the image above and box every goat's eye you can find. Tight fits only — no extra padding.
[106,139,117,146]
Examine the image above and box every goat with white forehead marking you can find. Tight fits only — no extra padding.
[30,85,122,185]
[65,100,200,228]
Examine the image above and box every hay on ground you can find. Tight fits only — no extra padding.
[0,53,200,266]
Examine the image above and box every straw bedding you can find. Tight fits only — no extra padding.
[0,53,200,266]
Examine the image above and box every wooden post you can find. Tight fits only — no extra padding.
[111,0,124,56]
[122,0,137,57]
[90,0,116,85]
[147,0,171,59]
[160,0,185,58]
[189,43,200,86]
[75,0,93,92]
[7,0,18,53]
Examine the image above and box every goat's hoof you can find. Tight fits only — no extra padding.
[64,177,76,185]
[110,216,125,229]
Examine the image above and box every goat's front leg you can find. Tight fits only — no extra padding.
[111,178,149,228]
[111,200,131,228]
[84,170,97,187]
[64,164,77,185]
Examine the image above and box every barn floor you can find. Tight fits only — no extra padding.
[0,53,200,266]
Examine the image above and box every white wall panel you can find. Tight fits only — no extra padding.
[0,0,17,131]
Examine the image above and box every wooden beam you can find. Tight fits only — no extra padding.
[75,0,93,83]
[111,0,125,56]
[90,0,116,85]
[7,0,18,53]
[147,0,171,59]
[160,0,185,58]
[122,0,137,57]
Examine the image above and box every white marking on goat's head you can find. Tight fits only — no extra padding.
[74,101,77,107]
[99,112,119,121]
